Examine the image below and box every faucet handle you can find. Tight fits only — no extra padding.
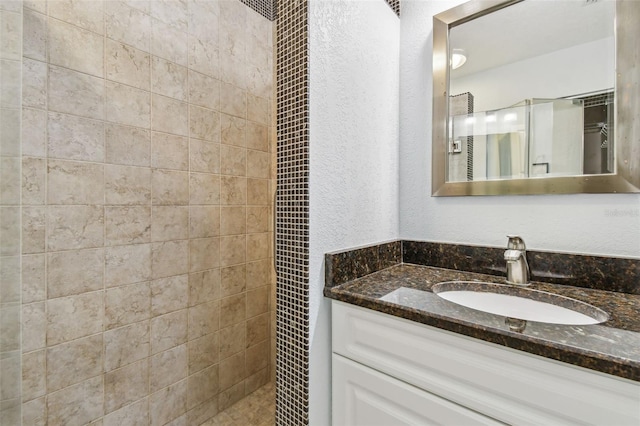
[506,235,526,250]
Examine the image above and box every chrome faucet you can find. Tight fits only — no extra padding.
[504,235,530,286]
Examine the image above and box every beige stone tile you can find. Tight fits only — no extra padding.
[22,396,46,426]
[152,93,188,136]
[104,321,150,372]
[220,82,246,118]
[217,381,245,413]
[105,243,152,287]
[245,367,270,397]
[189,105,220,142]
[220,235,245,267]
[151,18,187,66]
[21,157,45,205]
[22,349,45,402]
[48,65,104,120]
[151,205,188,241]
[23,10,47,61]
[246,232,269,262]
[150,343,188,392]
[246,313,269,348]
[0,255,20,304]
[220,114,246,147]
[187,0,219,43]
[219,293,245,329]
[23,0,46,13]
[190,139,220,173]
[14,213,40,258]
[105,359,149,413]
[22,107,47,157]
[188,269,220,307]
[165,413,188,426]
[105,124,151,167]
[187,397,219,426]
[190,173,220,205]
[247,179,269,206]
[150,309,188,354]
[149,379,188,426]
[152,240,189,279]
[47,205,104,251]
[219,352,245,392]
[151,274,189,317]
[48,0,104,34]
[150,0,187,31]
[22,254,46,303]
[247,286,269,319]
[47,159,104,205]
[47,112,105,162]
[219,322,245,360]
[247,94,270,126]
[105,1,151,52]
[190,205,220,239]
[105,206,151,245]
[119,0,150,14]
[1,206,20,255]
[220,264,245,297]
[105,164,151,205]
[0,303,20,351]
[189,237,220,273]
[47,376,103,426]
[246,259,270,290]
[103,398,149,426]
[104,282,150,329]
[246,150,270,179]
[48,17,104,77]
[188,332,219,374]
[220,176,246,206]
[188,300,219,340]
[189,70,220,110]
[0,157,20,205]
[246,122,269,152]
[247,206,269,234]
[220,144,246,177]
[188,364,219,410]
[219,49,246,91]
[246,341,269,377]
[22,58,46,109]
[106,39,151,90]
[246,46,272,100]
[151,56,187,101]
[106,81,151,128]
[188,35,219,79]
[152,132,189,170]
[1,108,20,158]
[47,248,104,298]
[46,334,102,392]
[47,291,103,345]
[22,302,45,352]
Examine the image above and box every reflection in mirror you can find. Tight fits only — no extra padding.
[447,0,614,183]
[432,0,640,196]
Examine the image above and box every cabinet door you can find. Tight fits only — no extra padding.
[333,354,502,426]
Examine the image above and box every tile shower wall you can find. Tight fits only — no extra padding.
[20,0,274,424]
[1,0,23,424]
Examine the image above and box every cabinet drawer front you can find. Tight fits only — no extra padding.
[332,301,640,426]
[333,354,503,426]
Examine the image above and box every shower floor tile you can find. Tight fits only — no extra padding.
[202,382,275,426]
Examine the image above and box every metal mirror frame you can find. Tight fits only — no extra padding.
[432,0,640,196]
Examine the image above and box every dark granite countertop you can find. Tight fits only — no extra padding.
[324,264,640,382]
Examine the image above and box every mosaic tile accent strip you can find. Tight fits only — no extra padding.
[325,241,402,287]
[241,0,276,21]
[276,0,310,424]
[385,0,400,17]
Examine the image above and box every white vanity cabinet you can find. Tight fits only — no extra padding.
[331,301,640,426]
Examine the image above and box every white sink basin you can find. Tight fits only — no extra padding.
[432,281,608,325]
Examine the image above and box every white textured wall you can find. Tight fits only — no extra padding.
[400,0,640,258]
[308,0,400,423]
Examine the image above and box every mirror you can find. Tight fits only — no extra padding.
[432,0,640,196]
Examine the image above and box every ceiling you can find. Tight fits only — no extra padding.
[449,0,616,78]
